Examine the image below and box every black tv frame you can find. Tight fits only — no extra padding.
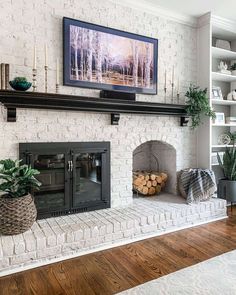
[63,17,158,95]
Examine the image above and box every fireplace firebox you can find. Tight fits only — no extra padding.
[19,142,110,219]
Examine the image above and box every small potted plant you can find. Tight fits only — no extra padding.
[230,63,236,76]
[9,77,32,91]
[185,85,216,129]
[217,147,236,205]
[0,159,41,235]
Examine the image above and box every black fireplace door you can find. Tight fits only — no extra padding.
[19,142,110,218]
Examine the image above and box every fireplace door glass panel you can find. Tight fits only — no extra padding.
[73,152,102,206]
[33,153,66,210]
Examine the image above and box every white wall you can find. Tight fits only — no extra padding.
[0,0,198,207]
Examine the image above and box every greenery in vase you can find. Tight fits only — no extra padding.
[12,77,28,83]
[217,147,236,181]
[185,85,216,129]
[230,63,236,71]
[0,159,41,198]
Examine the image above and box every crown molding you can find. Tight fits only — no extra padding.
[212,14,236,33]
[108,0,198,27]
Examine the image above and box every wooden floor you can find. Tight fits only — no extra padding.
[0,207,236,295]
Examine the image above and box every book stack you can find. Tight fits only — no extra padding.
[0,63,10,90]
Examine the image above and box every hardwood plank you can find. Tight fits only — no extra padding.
[0,207,235,295]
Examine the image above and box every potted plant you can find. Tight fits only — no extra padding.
[185,85,216,129]
[9,77,32,91]
[230,63,236,76]
[0,159,41,235]
[217,147,236,205]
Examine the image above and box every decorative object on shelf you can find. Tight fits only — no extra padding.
[32,45,37,92]
[226,116,236,124]
[215,39,231,51]
[0,159,41,235]
[177,78,180,103]
[217,146,236,206]
[185,85,216,129]
[229,131,236,145]
[217,61,231,75]
[230,63,236,76]
[164,69,167,103]
[0,63,10,90]
[214,112,225,124]
[44,44,48,93]
[212,86,223,100]
[63,17,158,95]
[171,66,174,103]
[212,151,224,165]
[9,77,32,91]
[56,58,59,94]
[227,89,236,101]
[218,133,231,145]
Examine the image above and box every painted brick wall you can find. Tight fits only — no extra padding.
[0,0,197,207]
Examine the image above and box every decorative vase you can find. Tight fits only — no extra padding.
[9,80,32,91]
[0,194,37,235]
[232,70,236,76]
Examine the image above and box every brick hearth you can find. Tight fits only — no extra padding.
[0,194,227,276]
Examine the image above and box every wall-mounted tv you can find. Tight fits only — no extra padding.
[63,17,158,95]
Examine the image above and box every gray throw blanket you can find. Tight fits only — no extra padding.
[180,169,217,204]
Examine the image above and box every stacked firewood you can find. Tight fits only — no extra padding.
[133,171,168,196]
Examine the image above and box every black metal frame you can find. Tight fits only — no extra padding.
[19,142,110,219]
[63,17,158,95]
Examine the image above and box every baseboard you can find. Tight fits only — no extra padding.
[0,215,227,277]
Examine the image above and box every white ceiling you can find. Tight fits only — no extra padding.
[145,0,236,21]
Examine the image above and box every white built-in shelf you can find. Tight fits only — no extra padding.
[211,99,236,105]
[212,46,236,60]
[212,71,236,82]
[212,123,236,127]
[212,144,233,148]
[211,163,220,166]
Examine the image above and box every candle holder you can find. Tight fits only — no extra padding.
[171,82,174,103]
[177,92,180,104]
[164,86,167,103]
[56,83,59,94]
[32,68,37,92]
[44,65,48,93]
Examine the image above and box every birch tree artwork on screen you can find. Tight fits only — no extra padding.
[69,25,155,89]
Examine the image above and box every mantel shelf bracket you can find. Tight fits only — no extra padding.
[180,116,189,127]
[111,113,120,125]
[7,107,16,122]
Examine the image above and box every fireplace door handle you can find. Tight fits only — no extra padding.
[70,161,73,172]
[68,161,71,172]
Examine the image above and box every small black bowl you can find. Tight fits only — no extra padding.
[9,80,32,91]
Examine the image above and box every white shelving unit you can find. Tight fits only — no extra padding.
[197,13,236,186]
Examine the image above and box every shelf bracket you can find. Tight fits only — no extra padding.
[7,107,16,122]
[111,113,120,125]
[180,116,189,127]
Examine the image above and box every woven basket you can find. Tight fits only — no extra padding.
[0,194,37,235]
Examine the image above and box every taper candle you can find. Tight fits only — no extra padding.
[56,58,59,84]
[33,45,37,69]
[164,70,167,88]
[45,44,48,67]
[172,66,174,84]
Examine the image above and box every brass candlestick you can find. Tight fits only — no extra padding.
[171,83,174,103]
[164,87,167,103]
[32,68,37,92]
[56,83,59,94]
[44,65,48,93]
[177,93,180,104]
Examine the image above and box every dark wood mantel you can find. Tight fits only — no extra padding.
[0,90,188,125]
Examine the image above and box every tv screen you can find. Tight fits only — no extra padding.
[63,17,158,95]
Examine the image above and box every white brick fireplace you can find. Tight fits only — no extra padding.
[0,0,228,277]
